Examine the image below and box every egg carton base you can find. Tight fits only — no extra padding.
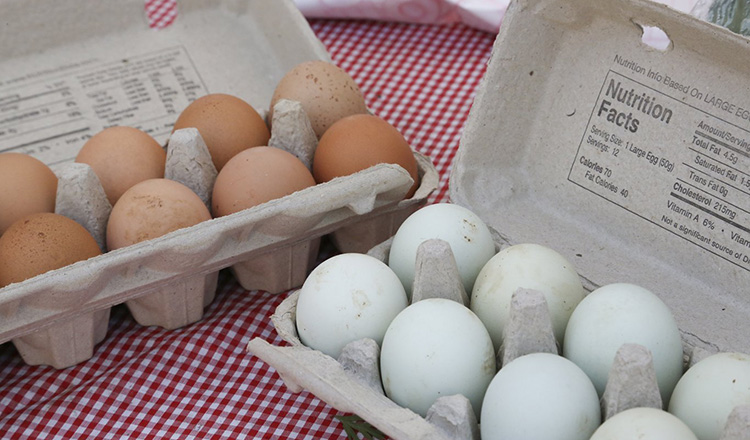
[231,237,321,294]
[126,270,219,330]
[13,308,110,369]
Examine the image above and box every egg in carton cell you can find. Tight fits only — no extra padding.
[249,235,750,440]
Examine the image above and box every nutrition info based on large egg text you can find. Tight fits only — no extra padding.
[568,52,750,272]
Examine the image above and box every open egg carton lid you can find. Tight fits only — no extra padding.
[0,0,437,349]
[451,0,750,356]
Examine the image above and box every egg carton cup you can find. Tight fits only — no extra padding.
[248,236,750,439]
[1,134,436,369]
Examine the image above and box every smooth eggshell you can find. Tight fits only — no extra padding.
[590,407,698,440]
[295,253,408,359]
[75,126,166,205]
[668,352,750,440]
[563,283,684,405]
[172,93,270,171]
[107,178,211,250]
[211,146,316,217]
[313,114,419,198]
[269,60,368,138]
[480,353,601,440]
[470,243,585,350]
[0,212,101,287]
[380,298,496,418]
[0,153,58,236]
[388,203,495,299]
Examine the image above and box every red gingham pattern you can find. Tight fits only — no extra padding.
[0,6,495,440]
[145,0,177,29]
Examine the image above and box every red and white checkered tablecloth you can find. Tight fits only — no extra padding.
[0,3,495,439]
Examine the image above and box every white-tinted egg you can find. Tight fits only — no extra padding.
[669,352,750,440]
[471,243,585,350]
[480,352,601,440]
[590,407,698,440]
[295,253,408,359]
[388,203,495,299]
[563,283,684,404]
[380,298,496,418]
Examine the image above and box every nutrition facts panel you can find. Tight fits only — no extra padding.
[0,46,206,167]
[568,56,750,272]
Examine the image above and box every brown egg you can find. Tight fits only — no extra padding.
[107,178,212,251]
[0,153,58,236]
[313,114,419,198]
[75,126,166,206]
[0,213,101,288]
[172,93,270,171]
[212,146,316,217]
[269,60,369,138]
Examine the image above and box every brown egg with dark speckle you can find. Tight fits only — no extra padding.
[313,114,419,198]
[269,60,369,138]
[0,213,102,288]
[0,153,58,236]
[172,93,270,171]
[106,178,212,251]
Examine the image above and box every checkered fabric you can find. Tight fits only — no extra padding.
[0,4,495,440]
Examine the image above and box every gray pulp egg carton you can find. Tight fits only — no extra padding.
[248,0,750,437]
[0,0,437,369]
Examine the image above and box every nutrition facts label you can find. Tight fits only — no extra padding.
[0,46,206,166]
[569,56,750,272]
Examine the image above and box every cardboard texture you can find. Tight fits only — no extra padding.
[0,0,438,368]
[451,0,750,355]
[248,0,750,438]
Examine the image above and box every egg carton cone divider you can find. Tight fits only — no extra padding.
[0,160,422,346]
[13,308,110,369]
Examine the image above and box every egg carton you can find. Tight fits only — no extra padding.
[1,125,436,369]
[0,0,438,369]
[247,236,750,439]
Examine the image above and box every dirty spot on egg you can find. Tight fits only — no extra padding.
[352,289,371,312]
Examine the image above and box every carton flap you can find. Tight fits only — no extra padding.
[451,0,750,354]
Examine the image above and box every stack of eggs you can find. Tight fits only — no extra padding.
[290,202,750,440]
[0,59,424,368]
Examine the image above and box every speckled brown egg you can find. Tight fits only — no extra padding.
[106,178,212,251]
[171,93,270,171]
[269,60,369,138]
[75,126,166,206]
[0,153,58,236]
[0,212,101,288]
[212,146,316,217]
[313,114,419,198]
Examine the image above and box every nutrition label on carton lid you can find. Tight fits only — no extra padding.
[0,46,207,167]
[568,54,750,272]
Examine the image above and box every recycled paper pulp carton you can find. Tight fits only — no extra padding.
[0,0,436,368]
[248,0,750,438]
